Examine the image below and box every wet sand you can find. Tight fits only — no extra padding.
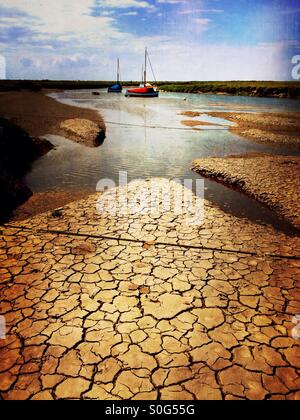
[192,154,300,229]
[181,119,225,128]
[12,191,94,222]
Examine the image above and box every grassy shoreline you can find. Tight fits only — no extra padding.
[158,81,300,98]
[1,80,300,98]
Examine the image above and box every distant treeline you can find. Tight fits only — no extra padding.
[0,79,141,92]
[0,80,112,92]
[1,79,300,98]
[157,81,300,98]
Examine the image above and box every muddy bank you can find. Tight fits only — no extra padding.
[0,91,107,221]
[0,91,106,146]
[192,154,300,230]
[12,191,93,221]
[180,118,225,128]
[0,118,53,223]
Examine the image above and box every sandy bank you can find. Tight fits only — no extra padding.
[180,119,225,128]
[192,154,300,229]
[206,111,300,146]
[0,90,106,146]
[180,110,300,145]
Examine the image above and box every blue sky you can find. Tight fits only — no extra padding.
[0,0,299,80]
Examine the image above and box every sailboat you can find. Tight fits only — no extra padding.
[125,48,159,98]
[108,58,122,93]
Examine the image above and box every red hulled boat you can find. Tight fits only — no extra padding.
[125,48,159,98]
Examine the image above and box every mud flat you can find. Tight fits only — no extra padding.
[0,91,105,146]
[0,179,300,400]
[206,111,300,146]
[192,154,300,229]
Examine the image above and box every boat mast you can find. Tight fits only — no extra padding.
[144,47,147,85]
[117,58,120,84]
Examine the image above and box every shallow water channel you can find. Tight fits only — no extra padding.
[25,90,300,235]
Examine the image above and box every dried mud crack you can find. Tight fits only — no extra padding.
[0,179,299,400]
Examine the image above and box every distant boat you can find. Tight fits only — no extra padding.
[108,58,122,93]
[125,48,159,98]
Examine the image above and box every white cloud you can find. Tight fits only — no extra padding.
[95,0,154,9]
[0,0,127,57]
[259,40,300,48]
[0,0,289,80]
[6,37,287,81]
[193,18,211,25]
[180,8,223,15]
[191,17,211,32]
[120,11,138,16]
[0,55,6,79]
[152,41,286,81]
[157,0,186,3]
[2,1,113,34]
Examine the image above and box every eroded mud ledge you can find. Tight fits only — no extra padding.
[192,154,300,230]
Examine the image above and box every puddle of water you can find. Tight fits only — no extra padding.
[26,90,300,236]
[183,113,236,127]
